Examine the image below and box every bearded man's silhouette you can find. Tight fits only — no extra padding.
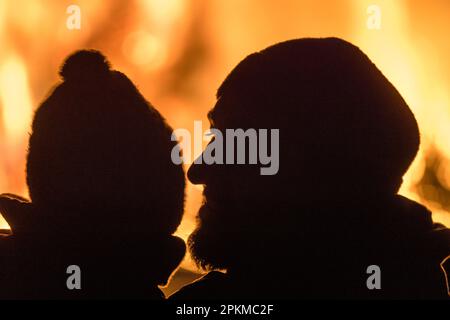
[172,38,450,299]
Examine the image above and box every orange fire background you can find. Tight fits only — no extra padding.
[0,0,449,294]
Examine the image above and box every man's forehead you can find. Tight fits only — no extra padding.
[209,94,255,129]
[207,96,225,127]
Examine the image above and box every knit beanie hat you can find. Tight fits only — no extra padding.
[26,50,185,235]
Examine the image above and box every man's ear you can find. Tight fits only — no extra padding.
[0,194,32,234]
[157,235,186,287]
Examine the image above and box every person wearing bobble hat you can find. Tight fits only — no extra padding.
[0,50,186,299]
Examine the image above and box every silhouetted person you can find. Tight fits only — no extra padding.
[171,38,450,299]
[0,50,185,299]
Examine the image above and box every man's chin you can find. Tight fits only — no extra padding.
[188,204,230,271]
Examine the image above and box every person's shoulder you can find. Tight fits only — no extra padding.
[169,271,229,300]
[394,196,449,254]
[430,223,450,242]
[0,233,17,298]
[414,223,450,299]
[0,232,14,256]
[423,223,450,262]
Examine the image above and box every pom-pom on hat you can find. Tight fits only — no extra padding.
[59,50,111,82]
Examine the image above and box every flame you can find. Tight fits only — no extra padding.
[351,1,422,200]
[0,216,9,230]
[122,30,166,69]
[0,55,33,141]
[0,53,33,230]
[350,0,450,225]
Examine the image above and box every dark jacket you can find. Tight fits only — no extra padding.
[171,196,450,299]
[0,194,184,299]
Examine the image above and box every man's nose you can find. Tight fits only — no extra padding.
[187,154,207,185]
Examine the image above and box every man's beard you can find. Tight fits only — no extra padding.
[188,192,279,272]
[188,202,234,271]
